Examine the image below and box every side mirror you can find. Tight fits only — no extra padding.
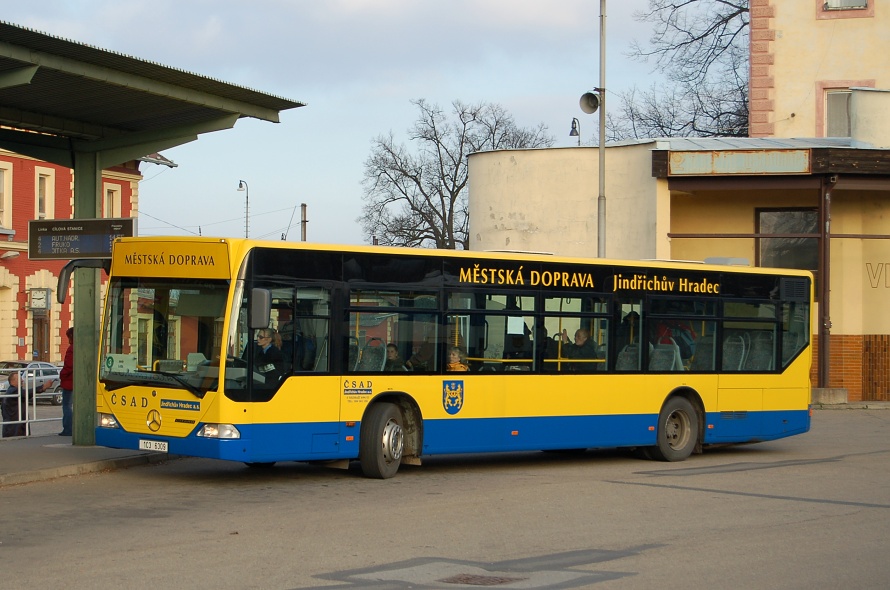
[249,288,271,330]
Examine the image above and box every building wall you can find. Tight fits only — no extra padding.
[670,188,817,263]
[468,143,661,260]
[751,0,886,138]
[830,191,890,336]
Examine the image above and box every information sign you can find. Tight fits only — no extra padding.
[28,218,135,260]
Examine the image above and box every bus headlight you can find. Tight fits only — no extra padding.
[196,423,241,439]
[98,413,120,429]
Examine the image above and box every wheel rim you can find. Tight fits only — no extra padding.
[664,409,691,451]
[381,418,404,464]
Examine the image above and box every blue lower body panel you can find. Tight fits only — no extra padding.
[96,421,351,463]
[422,413,658,454]
[96,408,810,464]
[704,409,810,443]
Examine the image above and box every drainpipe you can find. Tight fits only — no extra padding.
[818,175,837,388]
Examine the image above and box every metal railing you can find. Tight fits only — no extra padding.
[0,369,62,439]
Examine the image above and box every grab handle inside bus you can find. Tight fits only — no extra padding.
[250,288,271,329]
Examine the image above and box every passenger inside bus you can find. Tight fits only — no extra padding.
[406,330,435,371]
[559,328,598,371]
[446,346,469,372]
[384,343,408,371]
[503,333,532,371]
[616,311,640,352]
[533,325,559,368]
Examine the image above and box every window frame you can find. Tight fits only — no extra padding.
[755,208,819,298]
[825,89,852,137]
[816,0,874,19]
[34,167,55,220]
[103,182,122,218]
[0,162,11,229]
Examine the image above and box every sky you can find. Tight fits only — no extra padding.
[3,0,658,245]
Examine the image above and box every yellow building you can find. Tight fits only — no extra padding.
[750,0,887,138]
[469,1,890,402]
[469,88,890,402]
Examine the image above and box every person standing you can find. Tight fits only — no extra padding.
[2,371,49,438]
[2,371,25,438]
[59,327,74,437]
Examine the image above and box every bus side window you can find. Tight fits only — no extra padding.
[292,287,330,373]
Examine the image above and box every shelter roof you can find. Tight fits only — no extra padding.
[0,20,304,142]
[651,136,854,151]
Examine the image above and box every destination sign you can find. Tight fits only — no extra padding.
[28,218,135,260]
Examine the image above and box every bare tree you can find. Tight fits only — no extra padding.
[360,99,553,249]
[611,0,749,140]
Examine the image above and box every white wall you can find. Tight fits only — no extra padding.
[468,143,661,260]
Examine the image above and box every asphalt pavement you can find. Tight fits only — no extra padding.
[0,401,888,488]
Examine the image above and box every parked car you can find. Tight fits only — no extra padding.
[0,360,62,405]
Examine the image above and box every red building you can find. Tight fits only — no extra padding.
[0,149,142,363]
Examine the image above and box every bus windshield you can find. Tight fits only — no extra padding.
[99,277,230,396]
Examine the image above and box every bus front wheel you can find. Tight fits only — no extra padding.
[650,397,699,462]
[359,403,404,479]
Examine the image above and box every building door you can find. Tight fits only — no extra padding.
[32,315,49,361]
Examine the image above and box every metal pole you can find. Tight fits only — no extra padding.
[597,0,607,258]
[238,180,249,238]
[300,203,308,242]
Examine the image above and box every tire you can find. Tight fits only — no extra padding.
[50,390,63,406]
[649,396,699,462]
[359,403,404,479]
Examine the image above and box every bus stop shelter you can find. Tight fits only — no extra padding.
[0,21,304,444]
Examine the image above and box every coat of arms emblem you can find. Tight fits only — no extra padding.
[442,380,464,415]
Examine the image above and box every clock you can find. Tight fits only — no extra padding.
[29,288,50,310]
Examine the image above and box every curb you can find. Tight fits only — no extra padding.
[812,403,890,410]
[0,452,172,487]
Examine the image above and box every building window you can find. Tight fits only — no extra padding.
[817,0,873,18]
[0,165,10,228]
[824,0,867,9]
[757,208,820,294]
[37,175,47,218]
[104,184,121,218]
[34,168,55,220]
[826,90,852,136]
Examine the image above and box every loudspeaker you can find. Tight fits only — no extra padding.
[579,92,600,114]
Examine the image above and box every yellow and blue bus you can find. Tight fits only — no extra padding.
[92,237,812,478]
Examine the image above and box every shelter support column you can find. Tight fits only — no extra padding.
[72,151,101,446]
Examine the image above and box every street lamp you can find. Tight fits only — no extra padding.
[578,0,607,258]
[569,118,581,146]
[237,180,249,238]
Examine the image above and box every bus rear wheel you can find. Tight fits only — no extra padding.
[650,396,699,462]
[359,403,404,479]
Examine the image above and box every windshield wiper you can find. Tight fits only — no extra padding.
[101,371,205,398]
[155,371,204,397]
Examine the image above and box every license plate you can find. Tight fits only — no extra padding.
[139,439,168,453]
